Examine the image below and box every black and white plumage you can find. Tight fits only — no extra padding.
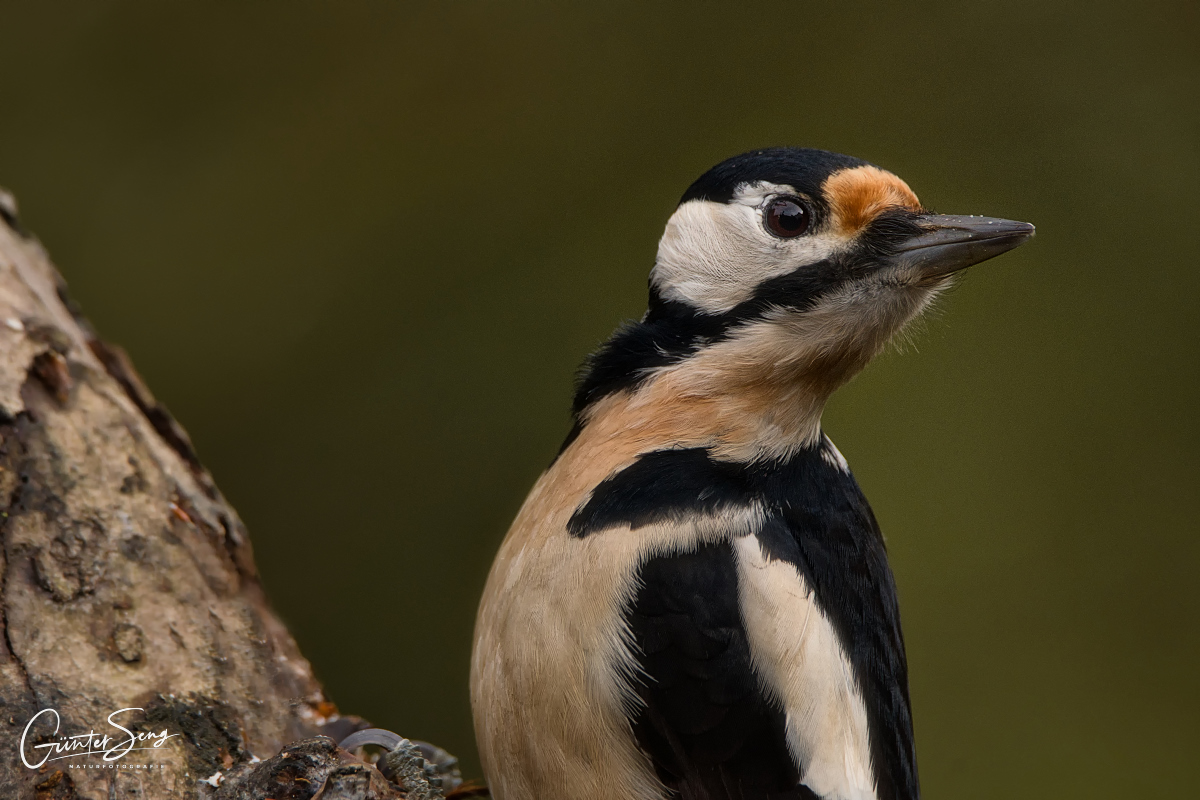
[471,148,1033,800]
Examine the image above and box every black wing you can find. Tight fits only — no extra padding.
[585,443,918,800]
[627,538,819,800]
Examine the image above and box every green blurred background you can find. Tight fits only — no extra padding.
[2,2,1197,796]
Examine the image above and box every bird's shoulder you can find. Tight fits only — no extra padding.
[566,440,915,800]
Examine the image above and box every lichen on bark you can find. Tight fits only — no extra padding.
[0,190,409,799]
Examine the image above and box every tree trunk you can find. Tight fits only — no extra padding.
[0,190,427,799]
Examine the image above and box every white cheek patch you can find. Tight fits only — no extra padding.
[651,190,845,315]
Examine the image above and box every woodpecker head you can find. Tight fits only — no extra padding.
[657,146,1030,301]
[571,147,1033,458]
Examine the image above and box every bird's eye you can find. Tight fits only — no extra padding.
[764,197,811,238]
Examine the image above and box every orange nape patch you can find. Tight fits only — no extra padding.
[823,165,921,236]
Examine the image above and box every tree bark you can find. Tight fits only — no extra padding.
[0,190,425,799]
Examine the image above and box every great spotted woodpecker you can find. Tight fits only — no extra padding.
[471,147,1034,800]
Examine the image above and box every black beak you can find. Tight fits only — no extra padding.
[895,214,1035,280]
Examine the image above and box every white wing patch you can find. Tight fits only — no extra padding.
[733,535,878,800]
[821,436,850,473]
